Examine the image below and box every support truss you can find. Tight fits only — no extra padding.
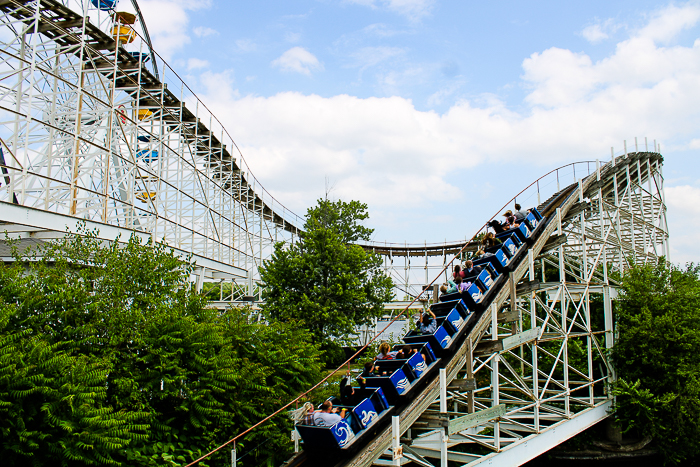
[0,0,302,299]
[355,151,667,467]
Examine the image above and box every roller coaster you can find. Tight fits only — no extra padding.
[0,1,669,466]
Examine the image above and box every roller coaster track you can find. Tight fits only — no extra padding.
[281,150,666,467]
[0,0,299,232]
[0,2,669,465]
[0,0,300,294]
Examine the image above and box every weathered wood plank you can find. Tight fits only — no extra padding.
[447,377,477,392]
[501,327,540,352]
[497,310,519,323]
[474,339,503,356]
[448,404,506,435]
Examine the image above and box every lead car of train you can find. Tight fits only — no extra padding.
[295,208,545,460]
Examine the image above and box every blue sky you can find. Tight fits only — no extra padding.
[120,0,700,264]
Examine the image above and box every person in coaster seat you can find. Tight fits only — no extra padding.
[416,310,437,334]
[481,232,501,249]
[503,210,523,230]
[514,203,527,222]
[339,371,360,405]
[476,249,494,259]
[453,264,465,280]
[313,400,346,427]
[463,260,482,276]
[440,279,458,295]
[376,342,395,360]
[358,361,378,389]
[455,276,470,293]
[395,344,417,360]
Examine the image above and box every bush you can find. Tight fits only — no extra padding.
[0,230,322,466]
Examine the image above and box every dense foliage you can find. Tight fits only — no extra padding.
[0,231,322,466]
[611,261,700,464]
[259,199,394,362]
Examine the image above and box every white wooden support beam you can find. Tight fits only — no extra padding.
[439,368,447,467]
[439,369,447,413]
[292,429,300,453]
[392,416,402,466]
[440,429,448,467]
[448,404,506,435]
[466,401,612,467]
[196,266,206,292]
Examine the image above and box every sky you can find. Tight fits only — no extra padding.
[116,0,700,264]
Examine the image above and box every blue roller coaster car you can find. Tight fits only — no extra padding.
[474,249,509,274]
[404,299,474,357]
[441,266,503,311]
[296,386,391,451]
[296,208,548,460]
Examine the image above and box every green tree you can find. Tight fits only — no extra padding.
[611,261,700,464]
[0,230,322,466]
[259,199,394,360]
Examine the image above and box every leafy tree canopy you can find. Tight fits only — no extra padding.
[0,230,322,466]
[259,199,394,356]
[611,261,700,464]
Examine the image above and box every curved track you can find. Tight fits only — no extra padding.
[0,3,670,465]
[284,150,665,467]
[0,0,300,296]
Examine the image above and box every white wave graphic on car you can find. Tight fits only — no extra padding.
[441,335,452,347]
[396,378,409,391]
[451,316,464,330]
[360,410,378,426]
[333,422,355,447]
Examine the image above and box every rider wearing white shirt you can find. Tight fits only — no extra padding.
[313,400,345,426]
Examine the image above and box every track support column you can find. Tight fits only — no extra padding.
[392,416,402,466]
[439,368,448,467]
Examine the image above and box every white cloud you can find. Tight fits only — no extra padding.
[581,18,621,44]
[199,70,239,101]
[191,2,700,252]
[130,0,212,59]
[235,39,257,52]
[427,79,465,107]
[346,0,435,21]
[363,23,403,37]
[351,46,404,66]
[272,47,324,75]
[193,26,218,37]
[665,185,700,264]
[637,3,700,43]
[349,46,405,76]
[375,65,426,94]
[285,32,302,43]
[187,57,209,70]
[666,185,700,212]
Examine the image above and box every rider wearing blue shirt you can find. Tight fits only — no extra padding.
[417,310,437,334]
